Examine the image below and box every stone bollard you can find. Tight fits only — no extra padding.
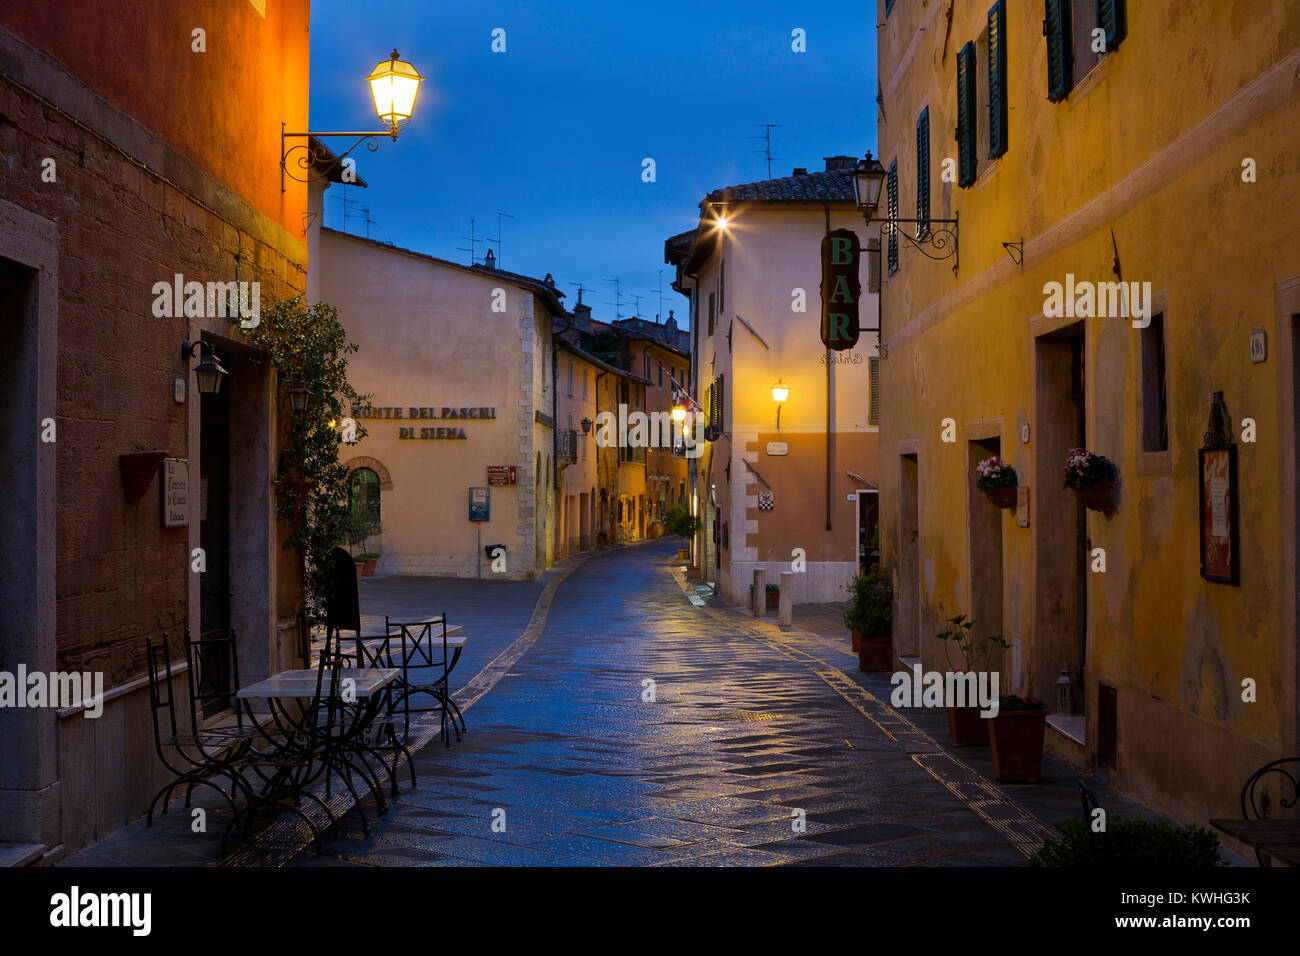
[753,568,767,617]
[779,571,793,626]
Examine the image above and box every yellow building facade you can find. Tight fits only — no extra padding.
[876,0,1300,828]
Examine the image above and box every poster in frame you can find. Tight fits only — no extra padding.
[1198,444,1239,584]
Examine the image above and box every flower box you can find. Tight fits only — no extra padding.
[984,485,1018,510]
[989,707,1048,782]
[947,701,990,747]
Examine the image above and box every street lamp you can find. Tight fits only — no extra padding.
[771,380,789,430]
[853,150,959,274]
[287,383,311,414]
[180,340,228,396]
[280,49,423,192]
[671,405,687,423]
[367,49,424,134]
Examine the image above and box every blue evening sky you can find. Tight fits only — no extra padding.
[309,0,878,328]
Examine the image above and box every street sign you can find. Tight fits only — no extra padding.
[486,465,517,486]
[469,486,490,522]
[820,228,861,351]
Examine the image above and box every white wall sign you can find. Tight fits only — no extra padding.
[1249,329,1267,364]
[765,441,789,456]
[162,458,189,528]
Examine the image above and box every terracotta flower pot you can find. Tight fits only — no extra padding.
[947,701,990,747]
[1073,481,1118,513]
[850,629,861,652]
[857,633,893,672]
[361,557,378,577]
[983,485,1018,510]
[989,709,1048,782]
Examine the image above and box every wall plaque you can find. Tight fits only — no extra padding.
[162,458,189,528]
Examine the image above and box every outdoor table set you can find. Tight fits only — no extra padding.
[144,615,467,852]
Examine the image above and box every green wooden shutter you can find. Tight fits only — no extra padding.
[1098,0,1126,52]
[886,158,899,275]
[988,0,1008,158]
[1044,0,1072,102]
[916,108,930,238]
[869,357,881,426]
[956,42,976,187]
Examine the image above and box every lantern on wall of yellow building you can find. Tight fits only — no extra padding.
[771,380,789,430]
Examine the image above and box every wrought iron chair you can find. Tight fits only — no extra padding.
[1239,756,1300,867]
[381,616,467,747]
[145,632,252,850]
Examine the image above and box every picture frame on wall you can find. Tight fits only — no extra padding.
[1198,444,1239,584]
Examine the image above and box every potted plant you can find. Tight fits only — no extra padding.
[665,505,699,561]
[1064,448,1119,514]
[989,692,1049,782]
[936,614,1010,746]
[975,456,1018,510]
[844,566,892,671]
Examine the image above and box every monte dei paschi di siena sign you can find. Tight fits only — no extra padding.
[352,404,497,441]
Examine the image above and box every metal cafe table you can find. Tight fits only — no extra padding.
[236,666,404,833]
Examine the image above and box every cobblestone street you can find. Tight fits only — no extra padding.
[279,541,1167,867]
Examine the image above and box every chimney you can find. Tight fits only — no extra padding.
[792,167,808,176]
[664,309,678,334]
[571,301,592,331]
[484,248,496,269]
[824,155,856,172]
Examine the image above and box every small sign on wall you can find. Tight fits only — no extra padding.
[469,487,490,522]
[765,441,789,456]
[487,465,517,486]
[1249,329,1267,364]
[758,490,775,511]
[162,458,189,528]
[1017,486,1030,527]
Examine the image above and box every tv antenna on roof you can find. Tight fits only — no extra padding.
[457,217,482,265]
[628,293,643,319]
[570,282,593,306]
[750,123,782,179]
[652,270,665,322]
[483,211,515,270]
[604,276,623,320]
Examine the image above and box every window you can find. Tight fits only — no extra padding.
[349,468,381,524]
[1046,0,1125,101]
[583,369,588,398]
[708,292,716,335]
[567,359,574,396]
[1141,312,1169,452]
[720,259,725,313]
[645,354,651,379]
[886,158,899,275]
[988,0,1008,158]
[915,107,930,238]
[956,42,977,187]
[658,363,663,388]
[869,357,881,426]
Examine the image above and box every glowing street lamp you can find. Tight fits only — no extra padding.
[671,405,687,423]
[367,49,424,136]
[771,379,789,431]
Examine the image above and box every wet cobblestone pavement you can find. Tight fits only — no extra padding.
[287,541,1145,867]
[67,540,1187,867]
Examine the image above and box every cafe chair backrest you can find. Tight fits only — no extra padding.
[324,547,361,636]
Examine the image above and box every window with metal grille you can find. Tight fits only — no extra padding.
[349,467,380,523]
[886,158,899,275]
[916,108,930,239]
[1141,312,1169,452]
[708,291,716,335]
[869,357,881,426]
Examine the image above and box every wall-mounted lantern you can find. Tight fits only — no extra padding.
[580,417,593,435]
[180,340,228,396]
[853,150,959,274]
[771,380,789,430]
[280,49,423,192]
[287,383,312,414]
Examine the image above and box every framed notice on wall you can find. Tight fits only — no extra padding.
[1198,445,1239,584]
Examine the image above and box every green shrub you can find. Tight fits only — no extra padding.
[844,567,891,636]
[1029,817,1223,867]
[664,505,700,538]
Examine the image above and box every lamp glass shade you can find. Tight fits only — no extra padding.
[288,386,311,414]
[771,382,789,404]
[368,51,423,128]
[671,405,687,423]
[195,360,225,396]
[853,154,887,213]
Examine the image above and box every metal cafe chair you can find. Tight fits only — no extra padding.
[381,616,468,748]
[1239,757,1300,867]
[145,632,254,850]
